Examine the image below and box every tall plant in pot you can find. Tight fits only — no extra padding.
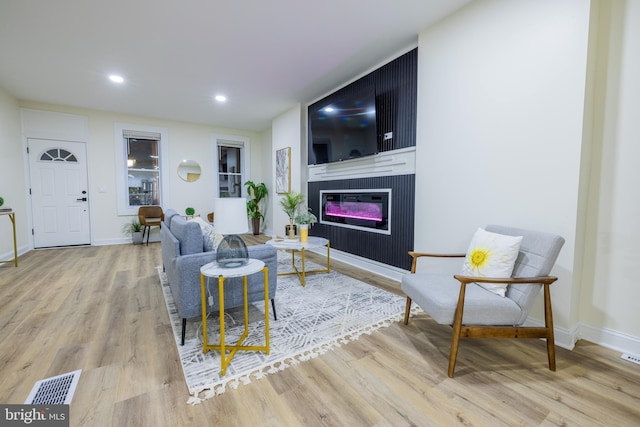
[244,180,268,235]
[279,191,304,239]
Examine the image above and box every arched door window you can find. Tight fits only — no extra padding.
[39,148,78,162]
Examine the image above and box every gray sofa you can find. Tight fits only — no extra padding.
[160,208,278,344]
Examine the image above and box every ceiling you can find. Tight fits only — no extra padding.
[0,0,471,132]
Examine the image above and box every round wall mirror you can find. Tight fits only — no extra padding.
[177,160,201,182]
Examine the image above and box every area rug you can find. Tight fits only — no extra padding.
[158,253,414,404]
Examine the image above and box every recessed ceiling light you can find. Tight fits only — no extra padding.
[109,74,124,84]
[215,95,227,102]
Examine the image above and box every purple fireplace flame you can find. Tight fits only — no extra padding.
[325,201,383,222]
[320,189,391,235]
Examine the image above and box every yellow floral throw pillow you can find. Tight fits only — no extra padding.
[461,228,523,297]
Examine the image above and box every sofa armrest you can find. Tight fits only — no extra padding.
[248,244,278,297]
[171,251,218,319]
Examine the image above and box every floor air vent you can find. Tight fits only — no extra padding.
[25,369,82,405]
[621,353,640,365]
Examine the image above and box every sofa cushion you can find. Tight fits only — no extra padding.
[171,216,203,255]
[401,272,522,325]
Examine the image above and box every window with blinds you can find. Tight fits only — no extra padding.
[126,135,161,207]
[215,137,249,198]
[115,123,167,216]
[218,145,242,197]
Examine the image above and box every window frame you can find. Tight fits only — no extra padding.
[114,123,169,216]
[212,134,251,198]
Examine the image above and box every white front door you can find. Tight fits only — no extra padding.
[28,138,91,248]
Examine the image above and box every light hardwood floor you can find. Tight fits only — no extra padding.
[0,239,639,426]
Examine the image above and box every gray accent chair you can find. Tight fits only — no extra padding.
[401,225,564,377]
[160,209,278,345]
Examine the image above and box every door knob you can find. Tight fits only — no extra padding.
[76,197,88,202]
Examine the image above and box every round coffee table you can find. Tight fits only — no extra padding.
[265,236,330,286]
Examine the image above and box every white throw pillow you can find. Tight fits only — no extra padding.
[460,228,523,297]
[203,228,224,252]
[188,217,223,251]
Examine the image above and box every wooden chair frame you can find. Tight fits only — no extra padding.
[403,251,558,378]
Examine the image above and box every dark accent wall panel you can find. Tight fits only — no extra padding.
[375,48,417,151]
[308,175,415,271]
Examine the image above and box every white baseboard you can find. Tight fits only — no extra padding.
[92,237,131,246]
[578,321,640,357]
[311,245,408,282]
[0,244,30,265]
[496,317,640,358]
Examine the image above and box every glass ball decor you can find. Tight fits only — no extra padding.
[216,234,249,268]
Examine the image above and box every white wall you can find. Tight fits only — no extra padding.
[415,0,591,336]
[259,127,274,234]
[579,0,640,349]
[271,104,303,237]
[0,88,28,258]
[8,101,264,245]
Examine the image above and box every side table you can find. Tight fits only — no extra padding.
[200,259,270,376]
[0,211,17,267]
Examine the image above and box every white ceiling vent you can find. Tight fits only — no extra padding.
[24,369,82,405]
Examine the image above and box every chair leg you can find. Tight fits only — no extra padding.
[146,226,151,245]
[181,318,187,345]
[543,284,556,371]
[403,297,412,325]
[271,298,277,320]
[448,327,462,378]
[448,283,467,378]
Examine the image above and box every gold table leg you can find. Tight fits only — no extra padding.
[277,242,331,286]
[0,213,17,267]
[201,267,270,376]
[10,213,17,267]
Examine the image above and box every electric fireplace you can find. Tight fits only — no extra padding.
[320,189,391,235]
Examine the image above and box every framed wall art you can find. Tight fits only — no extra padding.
[276,147,291,193]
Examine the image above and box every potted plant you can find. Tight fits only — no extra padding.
[279,191,305,239]
[122,219,144,245]
[185,207,195,218]
[244,181,268,235]
[295,208,317,242]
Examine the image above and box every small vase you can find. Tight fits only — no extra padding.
[299,224,309,242]
[287,219,296,239]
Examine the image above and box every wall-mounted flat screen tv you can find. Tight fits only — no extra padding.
[308,89,377,165]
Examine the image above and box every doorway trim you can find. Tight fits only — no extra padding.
[21,108,91,249]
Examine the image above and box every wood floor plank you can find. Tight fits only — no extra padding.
[0,240,639,426]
